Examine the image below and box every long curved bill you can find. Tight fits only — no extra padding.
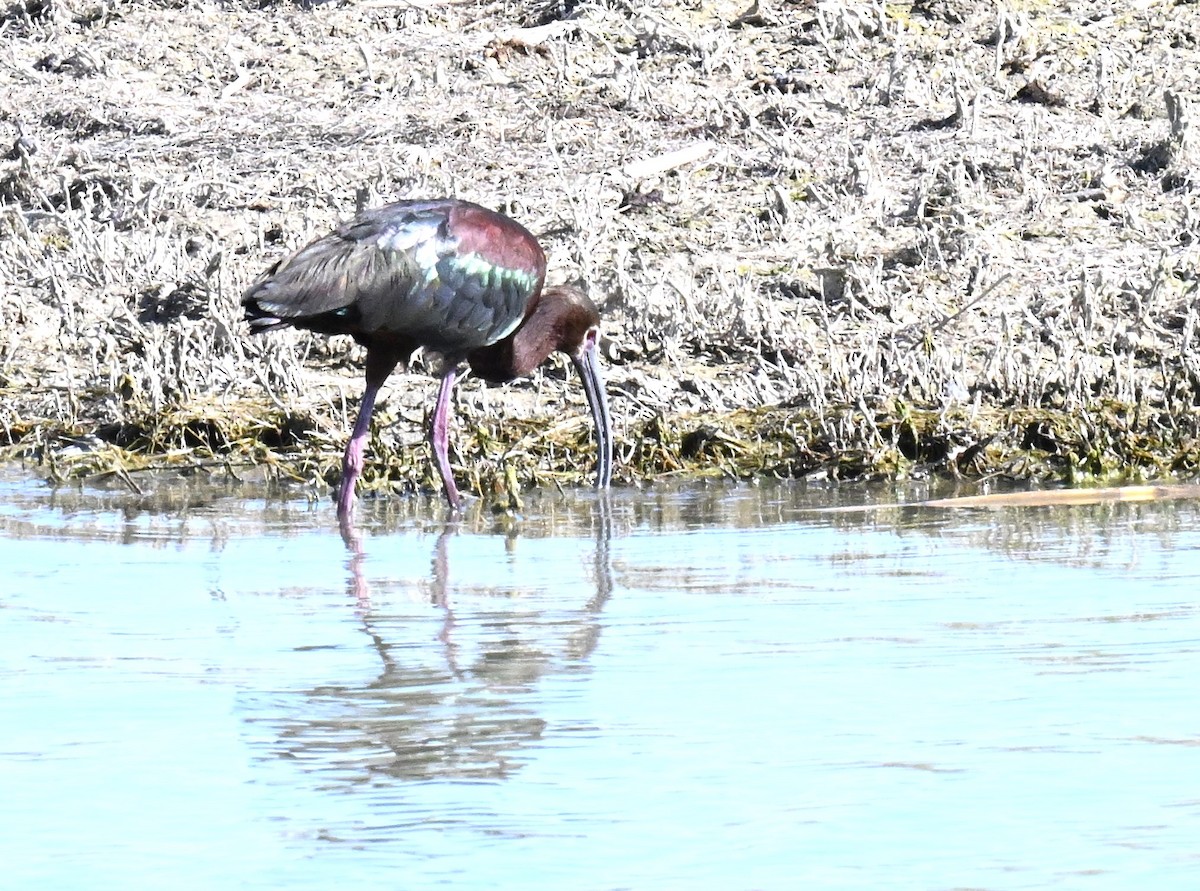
[572,331,614,489]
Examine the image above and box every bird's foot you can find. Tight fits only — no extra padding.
[335,481,357,524]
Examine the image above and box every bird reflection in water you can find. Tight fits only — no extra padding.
[265,494,616,785]
[340,512,459,654]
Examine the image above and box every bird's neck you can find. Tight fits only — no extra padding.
[467,285,598,383]
[468,297,558,383]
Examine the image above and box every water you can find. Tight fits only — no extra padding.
[2,472,1198,889]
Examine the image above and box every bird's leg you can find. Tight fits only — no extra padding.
[337,382,380,518]
[338,350,400,519]
[429,363,463,511]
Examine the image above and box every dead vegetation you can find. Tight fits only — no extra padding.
[1,0,1199,503]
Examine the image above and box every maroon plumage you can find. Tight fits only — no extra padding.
[242,198,613,518]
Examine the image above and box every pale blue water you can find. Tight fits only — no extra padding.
[1,474,1198,889]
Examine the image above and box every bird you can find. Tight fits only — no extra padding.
[241,198,613,518]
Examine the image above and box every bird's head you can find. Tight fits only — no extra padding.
[539,284,602,361]
[466,283,612,489]
[541,285,612,489]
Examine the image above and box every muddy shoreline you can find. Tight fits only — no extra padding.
[1,0,1198,503]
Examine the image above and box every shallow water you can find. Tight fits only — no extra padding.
[2,472,1198,889]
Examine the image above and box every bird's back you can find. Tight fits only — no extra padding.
[242,199,546,357]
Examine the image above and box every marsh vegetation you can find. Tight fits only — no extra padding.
[1,0,1198,503]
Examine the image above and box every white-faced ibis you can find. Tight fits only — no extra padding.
[242,198,613,517]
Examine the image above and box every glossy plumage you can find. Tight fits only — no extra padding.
[242,198,613,518]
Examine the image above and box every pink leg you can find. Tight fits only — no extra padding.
[430,364,462,510]
[338,350,402,520]
[337,381,380,519]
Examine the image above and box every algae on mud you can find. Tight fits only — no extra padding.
[1,0,1199,505]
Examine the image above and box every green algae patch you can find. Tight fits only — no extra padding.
[620,402,1200,489]
[5,391,1198,508]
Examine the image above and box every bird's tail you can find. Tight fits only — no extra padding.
[241,296,292,334]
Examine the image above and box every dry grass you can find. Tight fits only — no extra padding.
[1,0,1199,501]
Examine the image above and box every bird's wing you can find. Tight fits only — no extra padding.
[242,202,542,354]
